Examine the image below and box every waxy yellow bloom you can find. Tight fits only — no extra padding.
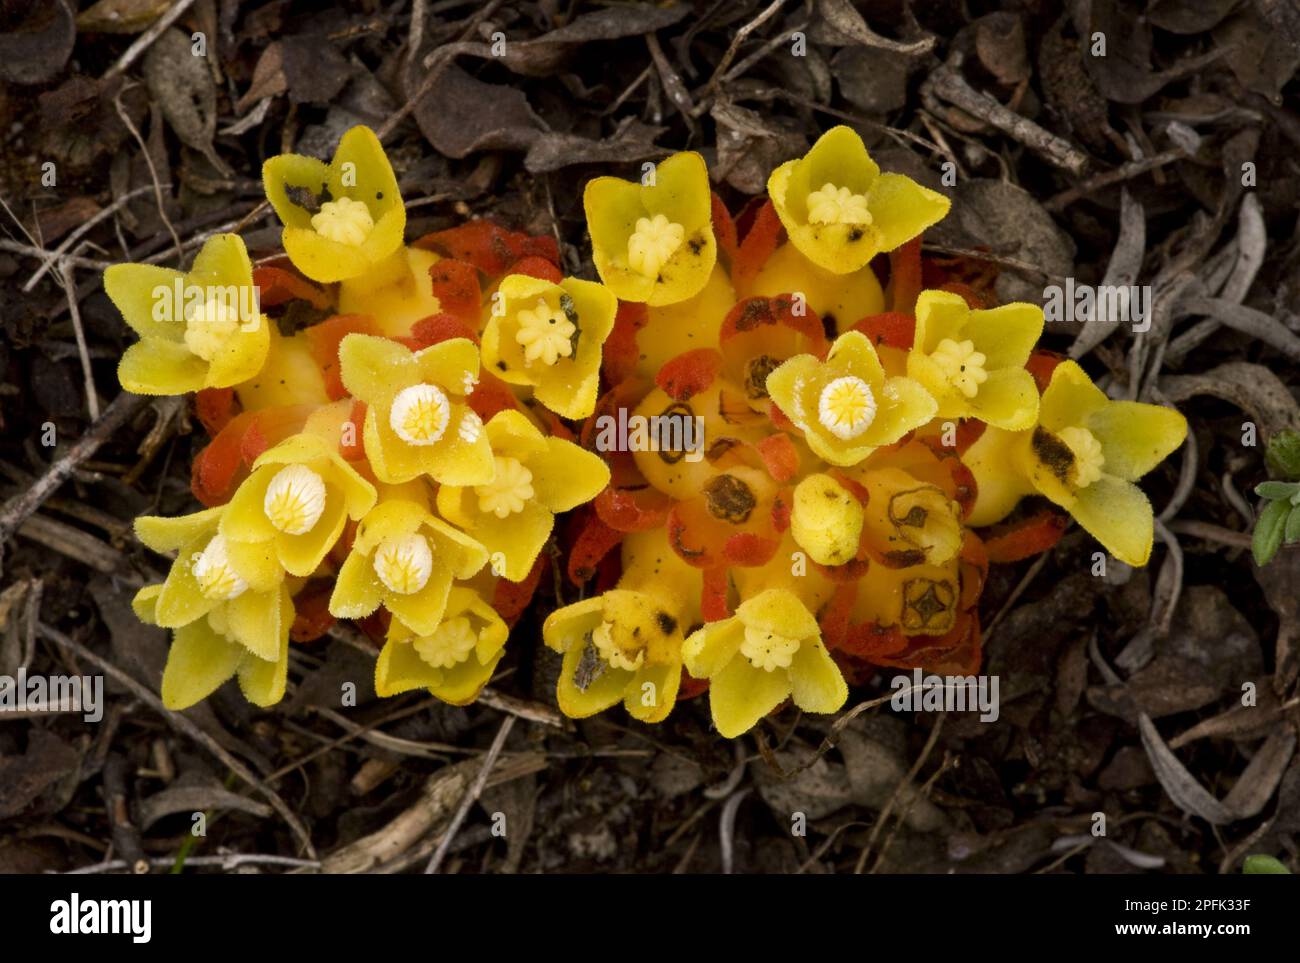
[219,433,377,578]
[262,126,406,283]
[584,152,716,306]
[436,410,609,582]
[481,274,617,419]
[374,587,508,704]
[966,360,1187,566]
[790,473,864,566]
[907,290,1042,430]
[339,334,494,486]
[768,126,949,275]
[682,589,847,738]
[106,234,268,395]
[766,330,937,466]
[132,507,293,710]
[329,499,489,637]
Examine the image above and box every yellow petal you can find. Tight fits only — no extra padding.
[204,318,270,388]
[427,651,500,706]
[419,410,496,486]
[131,584,163,624]
[437,486,552,582]
[156,536,221,628]
[262,152,332,230]
[224,587,283,661]
[329,549,383,620]
[374,636,446,697]
[789,639,847,714]
[1039,360,1109,433]
[709,655,792,738]
[328,127,402,215]
[274,486,346,577]
[338,333,419,405]
[542,596,606,654]
[118,339,208,395]
[1068,474,1155,567]
[960,301,1043,370]
[1086,401,1188,481]
[103,263,185,341]
[965,366,1040,431]
[556,633,634,718]
[235,591,292,707]
[415,338,480,397]
[161,619,244,710]
[384,567,454,637]
[964,426,1034,527]
[188,233,254,288]
[736,588,820,641]
[912,289,971,354]
[625,658,681,724]
[223,538,284,593]
[529,437,611,512]
[865,172,950,254]
[135,507,224,554]
[681,617,744,679]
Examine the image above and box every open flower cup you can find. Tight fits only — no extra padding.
[105,122,1188,738]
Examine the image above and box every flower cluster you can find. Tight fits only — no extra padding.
[109,127,610,711]
[108,124,1187,739]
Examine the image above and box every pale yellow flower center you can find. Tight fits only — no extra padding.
[193,534,248,600]
[310,197,374,246]
[515,297,575,366]
[414,616,477,669]
[627,213,684,278]
[183,296,240,362]
[591,620,643,672]
[930,338,988,399]
[262,464,327,535]
[474,456,534,519]
[806,182,873,226]
[818,375,876,440]
[372,532,433,595]
[1058,426,1105,489]
[389,383,450,446]
[740,625,801,672]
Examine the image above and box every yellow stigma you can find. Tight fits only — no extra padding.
[183,296,240,361]
[740,624,801,672]
[1058,426,1105,489]
[627,213,684,278]
[310,197,374,245]
[474,456,534,519]
[514,297,575,366]
[930,338,988,399]
[373,532,433,595]
[192,534,248,600]
[818,375,877,440]
[414,616,478,669]
[806,182,873,226]
[591,620,643,672]
[262,464,327,534]
[389,383,450,445]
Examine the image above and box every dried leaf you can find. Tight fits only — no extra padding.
[0,0,75,85]
[143,28,229,174]
[413,63,541,159]
[76,0,171,34]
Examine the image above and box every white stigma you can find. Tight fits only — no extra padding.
[627,213,684,279]
[192,534,248,600]
[818,375,877,440]
[591,620,643,672]
[414,616,478,669]
[183,296,241,361]
[806,183,873,226]
[740,624,801,672]
[372,532,434,595]
[310,197,374,246]
[930,338,989,400]
[515,297,576,366]
[474,456,535,519]
[389,383,451,446]
[262,463,328,535]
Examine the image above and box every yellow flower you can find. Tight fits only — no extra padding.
[543,589,686,725]
[338,334,494,486]
[219,433,377,578]
[262,125,406,283]
[106,234,269,395]
[133,582,293,710]
[768,126,950,275]
[329,499,489,636]
[766,330,937,466]
[682,589,847,738]
[481,274,617,419]
[374,587,508,704]
[436,410,610,582]
[965,360,1187,566]
[132,507,295,709]
[906,290,1042,429]
[583,152,716,306]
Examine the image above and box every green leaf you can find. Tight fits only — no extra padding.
[1243,854,1291,874]
[1265,429,1300,481]
[1286,504,1300,544]
[1252,499,1290,566]
[1254,480,1300,501]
